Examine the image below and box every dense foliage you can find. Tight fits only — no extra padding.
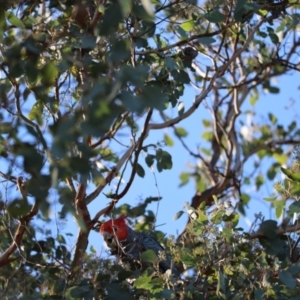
[1,0,300,299]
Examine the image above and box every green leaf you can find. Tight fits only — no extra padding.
[274,200,285,219]
[218,271,227,293]
[179,172,190,187]
[254,289,264,300]
[173,210,184,220]
[180,20,196,31]
[120,91,144,113]
[7,199,31,218]
[234,0,247,13]
[134,272,152,289]
[255,175,264,190]
[288,201,300,216]
[260,220,277,239]
[141,85,168,111]
[165,56,177,71]
[268,86,280,94]
[273,153,287,164]
[106,283,132,299]
[109,40,131,62]
[24,61,39,86]
[269,32,279,44]
[136,163,145,178]
[268,113,277,124]
[197,210,208,223]
[119,0,132,16]
[211,209,225,224]
[222,228,233,243]
[175,127,188,137]
[202,119,211,127]
[204,10,225,23]
[279,270,296,289]
[7,12,25,29]
[57,234,66,244]
[259,237,285,255]
[0,122,13,133]
[288,121,297,132]
[181,253,197,267]
[164,134,174,146]
[40,61,58,86]
[263,196,277,202]
[141,249,157,263]
[171,70,190,84]
[66,285,92,299]
[267,164,278,180]
[28,103,44,125]
[141,0,154,17]
[156,150,172,172]
[81,35,96,49]
[202,131,213,141]
[198,37,216,44]
[249,89,259,105]
[98,4,105,13]
[281,167,300,182]
[145,154,155,168]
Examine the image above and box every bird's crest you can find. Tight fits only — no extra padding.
[100,215,129,241]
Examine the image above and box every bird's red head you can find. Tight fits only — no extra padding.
[100,216,129,241]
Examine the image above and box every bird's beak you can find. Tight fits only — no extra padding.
[101,231,117,249]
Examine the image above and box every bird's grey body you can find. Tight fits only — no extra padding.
[102,225,179,277]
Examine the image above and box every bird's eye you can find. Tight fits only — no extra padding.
[112,226,118,231]
[107,238,113,244]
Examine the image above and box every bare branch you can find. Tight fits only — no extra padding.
[85,144,136,204]
[90,112,130,148]
[114,109,153,200]
[69,183,91,278]
[0,202,39,268]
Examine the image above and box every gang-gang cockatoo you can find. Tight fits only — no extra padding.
[100,216,179,277]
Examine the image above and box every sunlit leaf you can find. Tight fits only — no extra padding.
[175,127,188,137]
[180,20,195,31]
[281,167,300,182]
[7,12,25,28]
[141,249,157,263]
[164,134,174,146]
[40,61,58,86]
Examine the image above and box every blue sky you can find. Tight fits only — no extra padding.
[87,72,300,254]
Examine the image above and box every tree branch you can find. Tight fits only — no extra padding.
[69,183,91,278]
[0,202,39,268]
[248,222,300,240]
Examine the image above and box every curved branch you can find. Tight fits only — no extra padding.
[84,143,136,205]
[0,202,39,268]
[69,183,91,278]
[114,109,153,200]
[242,139,300,165]
[14,87,49,154]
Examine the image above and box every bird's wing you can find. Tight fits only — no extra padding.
[140,233,179,277]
